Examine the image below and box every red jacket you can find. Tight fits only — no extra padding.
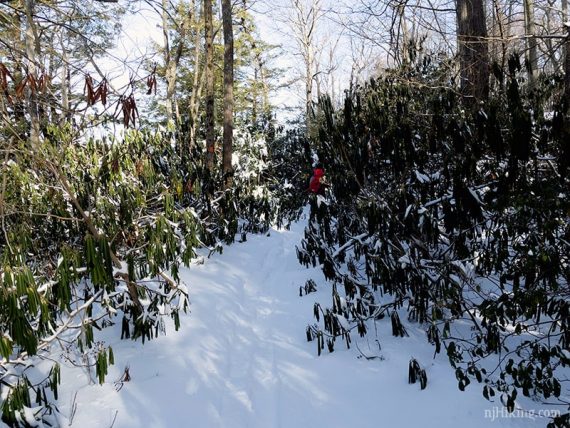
[309,168,325,193]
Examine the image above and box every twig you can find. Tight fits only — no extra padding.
[109,410,118,428]
[68,392,77,426]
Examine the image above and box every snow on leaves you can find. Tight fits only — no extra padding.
[298,52,570,426]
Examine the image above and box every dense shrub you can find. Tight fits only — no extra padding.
[0,123,285,426]
[298,52,570,427]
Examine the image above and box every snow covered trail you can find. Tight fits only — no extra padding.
[58,219,546,428]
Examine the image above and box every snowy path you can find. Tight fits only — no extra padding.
[59,220,545,428]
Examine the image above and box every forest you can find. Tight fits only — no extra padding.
[0,0,569,426]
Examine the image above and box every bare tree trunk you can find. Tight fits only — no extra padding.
[398,2,410,64]
[163,0,191,126]
[259,62,269,119]
[563,23,570,176]
[204,0,215,171]
[564,26,570,101]
[188,1,203,146]
[315,60,321,100]
[523,0,538,86]
[563,0,568,75]
[491,0,506,81]
[456,0,490,107]
[330,71,336,106]
[290,0,321,138]
[47,40,57,123]
[542,0,560,73]
[324,34,341,106]
[188,66,205,147]
[221,0,234,189]
[24,0,41,145]
[252,67,258,124]
[248,41,269,121]
[60,34,70,122]
[305,44,314,137]
[162,0,172,121]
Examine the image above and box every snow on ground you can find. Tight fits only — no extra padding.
[54,216,552,428]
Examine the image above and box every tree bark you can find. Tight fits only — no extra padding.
[455,0,489,107]
[188,0,203,147]
[491,0,506,81]
[252,67,258,124]
[564,26,570,102]
[305,49,313,137]
[161,0,173,122]
[204,0,215,171]
[221,0,234,188]
[398,2,410,64]
[564,24,570,176]
[24,0,41,145]
[60,33,70,122]
[563,0,568,76]
[290,0,321,138]
[162,0,191,125]
[523,0,538,86]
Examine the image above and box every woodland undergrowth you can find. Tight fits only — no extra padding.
[296,51,570,427]
[0,120,285,426]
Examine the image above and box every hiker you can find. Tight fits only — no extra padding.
[308,164,327,196]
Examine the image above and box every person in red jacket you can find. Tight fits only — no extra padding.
[309,165,326,195]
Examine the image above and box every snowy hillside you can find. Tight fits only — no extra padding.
[48,215,553,428]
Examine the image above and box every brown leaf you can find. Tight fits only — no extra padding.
[27,74,37,95]
[120,96,131,127]
[93,86,102,105]
[37,73,50,92]
[15,77,27,99]
[0,63,13,92]
[129,95,139,126]
[100,79,108,106]
[84,74,95,105]
[146,67,157,95]
[113,97,123,122]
